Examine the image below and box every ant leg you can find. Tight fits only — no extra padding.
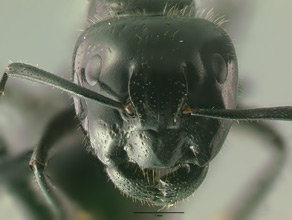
[29,107,82,220]
[215,121,286,220]
[0,138,54,220]
[0,138,8,159]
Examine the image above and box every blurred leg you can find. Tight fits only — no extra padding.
[213,121,286,220]
[0,141,54,220]
[29,107,82,220]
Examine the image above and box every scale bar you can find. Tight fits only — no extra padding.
[133,212,184,214]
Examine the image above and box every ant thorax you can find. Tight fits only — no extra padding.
[87,0,197,25]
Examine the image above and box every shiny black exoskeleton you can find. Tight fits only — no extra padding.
[73,0,238,206]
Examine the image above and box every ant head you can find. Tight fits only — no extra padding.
[73,16,237,206]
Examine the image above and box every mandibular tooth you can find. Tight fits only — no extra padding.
[190,146,199,156]
[183,164,191,173]
[159,179,170,187]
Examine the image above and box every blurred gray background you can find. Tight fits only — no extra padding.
[0,0,292,219]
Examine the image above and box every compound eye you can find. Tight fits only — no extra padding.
[124,103,135,117]
[212,53,227,84]
[85,54,102,86]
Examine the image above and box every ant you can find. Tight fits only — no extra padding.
[0,0,291,219]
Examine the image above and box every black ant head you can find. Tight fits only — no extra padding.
[73,15,237,206]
